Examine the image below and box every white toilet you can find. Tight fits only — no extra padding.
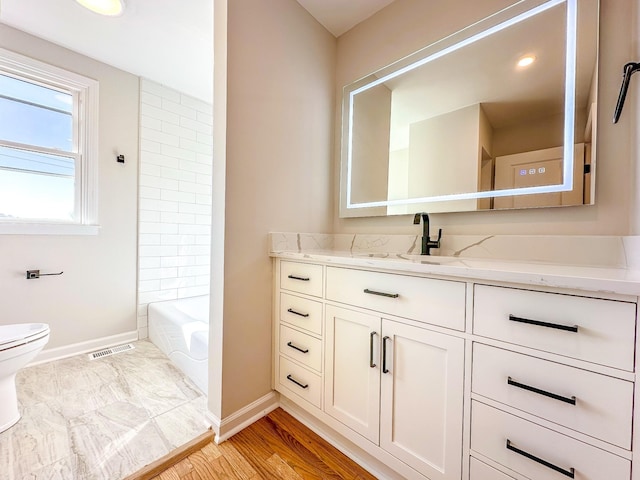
[0,323,50,433]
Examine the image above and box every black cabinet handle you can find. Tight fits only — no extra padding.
[286,374,309,389]
[507,377,576,405]
[287,341,309,354]
[382,336,390,374]
[506,440,575,478]
[370,331,377,368]
[288,274,310,281]
[287,308,309,318]
[364,288,399,298]
[509,314,578,333]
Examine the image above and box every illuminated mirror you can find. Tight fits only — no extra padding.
[340,0,598,217]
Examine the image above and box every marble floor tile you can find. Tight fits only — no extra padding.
[122,363,202,418]
[0,402,70,477]
[69,400,170,479]
[55,377,133,422]
[153,396,211,449]
[55,356,121,391]
[1,340,210,480]
[22,456,76,480]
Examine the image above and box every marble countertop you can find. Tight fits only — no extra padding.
[270,249,640,297]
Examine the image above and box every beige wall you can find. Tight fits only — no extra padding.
[212,0,335,417]
[0,25,139,351]
[351,84,391,204]
[631,0,640,234]
[334,0,635,236]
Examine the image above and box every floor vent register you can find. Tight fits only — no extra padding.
[87,343,135,360]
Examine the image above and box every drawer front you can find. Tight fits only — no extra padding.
[278,356,322,408]
[280,293,323,336]
[470,458,514,480]
[471,401,631,480]
[280,261,323,297]
[473,285,636,370]
[472,343,633,449]
[279,325,322,372]
[326,267,465,331]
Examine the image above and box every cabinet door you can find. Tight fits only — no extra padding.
[380,320,464,480]
[325,305,381,444]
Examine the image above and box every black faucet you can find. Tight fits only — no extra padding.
[413,213,442,255]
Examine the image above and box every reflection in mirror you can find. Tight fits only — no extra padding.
[341,0,598,217]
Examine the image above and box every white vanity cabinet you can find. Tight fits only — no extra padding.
[324,305,465,480]
[272,255,639,480]
[275,261,325,409]
[274,259,467,480]
[470,284,636,480]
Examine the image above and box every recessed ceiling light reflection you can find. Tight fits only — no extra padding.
[517,55,536,68]
[75,0,125,16]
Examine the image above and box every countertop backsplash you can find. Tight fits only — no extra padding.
[270,232,640,269]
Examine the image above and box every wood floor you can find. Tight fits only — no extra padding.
[150,408,377,480]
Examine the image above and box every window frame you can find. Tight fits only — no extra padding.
[0,48,99,235]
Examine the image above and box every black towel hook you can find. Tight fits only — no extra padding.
[613,62,640,123]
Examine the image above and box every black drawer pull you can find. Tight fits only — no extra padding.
[364,288,399,298]
[382,336,390,374]
[507,377,576,405]
[370,331,377,368]
[287,342,309,354]
[287,308,309,318]
[506,440,575,478]
[286,374,309,389]
[508,314,578,333]
[288,274,310,281]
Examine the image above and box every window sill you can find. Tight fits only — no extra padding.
[0,222,100,235]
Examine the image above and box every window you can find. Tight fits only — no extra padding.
[0,48,98,233]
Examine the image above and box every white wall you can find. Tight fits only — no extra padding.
[0,24,139,354]
[212,0,335,418]
[333,0,635,236]
[137,79,213,338]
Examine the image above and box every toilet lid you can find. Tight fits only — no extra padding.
[0,323,50,349]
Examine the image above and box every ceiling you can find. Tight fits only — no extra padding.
[0,0,214,102]
[296,0,395,36]
[0,0,393,104]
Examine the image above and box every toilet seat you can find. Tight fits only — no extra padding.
[0,323,50,352]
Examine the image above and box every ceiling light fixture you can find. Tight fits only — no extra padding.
[517,55,536,68]
[75,0,126,16]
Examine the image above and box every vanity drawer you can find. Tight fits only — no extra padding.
[279,325,322,372]
[472,343,633,449]
[471,401,631,480]
[473,285,636,370]
[326,267,465,331]
[280,261,323,298]
[280,293,323,336]
[278,356,322,408]
[470,457,514,480]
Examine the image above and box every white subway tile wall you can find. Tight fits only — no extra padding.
[137,79,212,338]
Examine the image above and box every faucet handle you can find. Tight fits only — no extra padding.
[428,228,442,247]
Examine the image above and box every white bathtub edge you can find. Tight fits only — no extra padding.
[30,330,139,366]
[208,391,279,443]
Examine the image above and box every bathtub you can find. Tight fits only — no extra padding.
[148,295,209,393]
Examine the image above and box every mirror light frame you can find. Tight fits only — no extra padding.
[343,0,577,211]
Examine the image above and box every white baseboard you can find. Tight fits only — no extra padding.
[31,330,139,365]
[207,391,279,443]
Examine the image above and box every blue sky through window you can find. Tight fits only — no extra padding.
[0,74,73,154]
[0,73,76,220]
